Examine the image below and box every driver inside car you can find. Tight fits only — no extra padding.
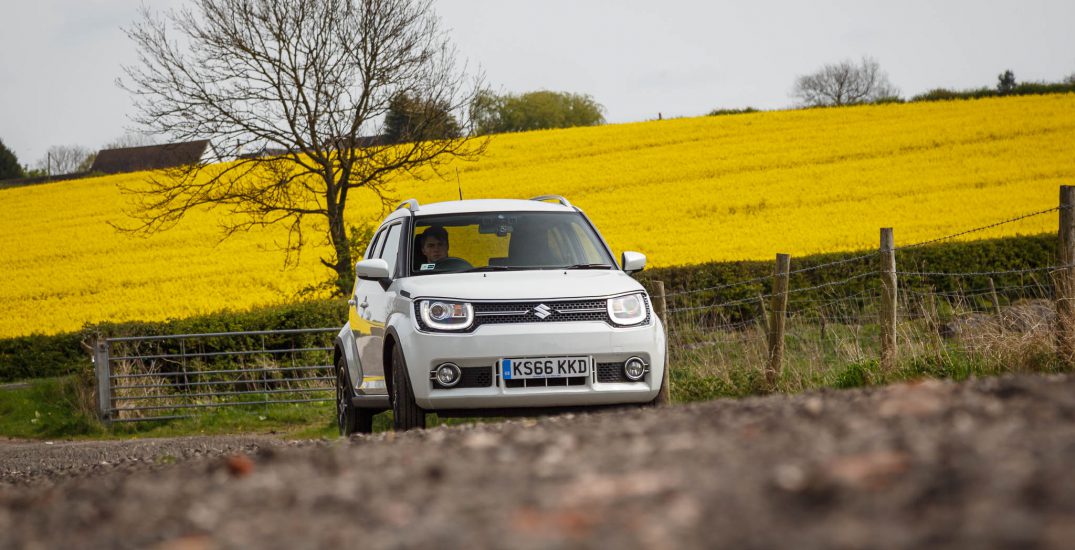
[416,226,472,271]
[420,225,449,263]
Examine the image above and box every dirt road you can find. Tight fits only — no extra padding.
[2,374,1074,549]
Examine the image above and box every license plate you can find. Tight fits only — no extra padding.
[501,356,591,380]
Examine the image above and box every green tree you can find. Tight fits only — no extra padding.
[0,139,25,180]
[471,90,605,134]
[997,70,1017,94]
[384,93,462,144]
[469,90,504,135]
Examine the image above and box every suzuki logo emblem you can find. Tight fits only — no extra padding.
[532,304,552,319]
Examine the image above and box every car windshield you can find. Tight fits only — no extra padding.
[409,211,615,275]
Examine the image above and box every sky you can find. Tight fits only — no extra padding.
[1,0,1073,166]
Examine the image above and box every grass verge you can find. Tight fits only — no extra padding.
[2,297,1067,440]
[0,380,506,440]
[0,375,103,439]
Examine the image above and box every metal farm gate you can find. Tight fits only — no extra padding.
[93,328,338,423]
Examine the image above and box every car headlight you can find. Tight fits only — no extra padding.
[419,300,474,331]
[607,293,647,326]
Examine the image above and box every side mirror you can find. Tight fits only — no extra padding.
[355,258,391,281]
[621,251,646,274]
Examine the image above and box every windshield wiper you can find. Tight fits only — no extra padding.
[562,263,615,270]
[465,265,526,272]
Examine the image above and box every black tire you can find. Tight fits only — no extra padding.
[649,360,671,407]
[390,345,425,431]
[336,354,373,436]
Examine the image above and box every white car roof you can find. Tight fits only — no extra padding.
[385,198,575,221]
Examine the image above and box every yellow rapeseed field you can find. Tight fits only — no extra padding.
[2,94,1074,338]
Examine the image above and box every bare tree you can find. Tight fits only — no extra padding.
[119,0,485,293]
[792,57,899,107]
[104,132,158,150]
[37,145,94,175]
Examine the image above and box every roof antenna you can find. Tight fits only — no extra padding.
[456,168,464,200]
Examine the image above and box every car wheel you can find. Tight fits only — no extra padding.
[336,354,373,436]
[390,344,425,431]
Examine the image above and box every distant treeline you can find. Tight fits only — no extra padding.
[910,81,1075,102]
[711,76,1075,116]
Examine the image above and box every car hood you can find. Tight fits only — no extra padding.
[398,270,646,301]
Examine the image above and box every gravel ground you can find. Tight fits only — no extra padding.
[2,373,1075,549]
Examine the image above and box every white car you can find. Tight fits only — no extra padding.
[333,195,667,434]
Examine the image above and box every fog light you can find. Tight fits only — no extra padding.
[623,357,647,381]
[436,363,462,387]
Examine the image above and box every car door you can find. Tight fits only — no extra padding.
[349,226,384,387]
[354,221,403,382]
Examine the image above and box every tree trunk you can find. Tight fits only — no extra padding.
[328,204,353,296]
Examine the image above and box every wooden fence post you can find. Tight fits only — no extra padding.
[93,335,113,424]
[880,228,898,372]
[766,254,790,390]
[987,278,1002,318]
[756,292,770,335]
[653,280,671,405]
[1056,186,1075,366]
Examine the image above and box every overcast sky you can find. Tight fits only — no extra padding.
[1,0,1073,165]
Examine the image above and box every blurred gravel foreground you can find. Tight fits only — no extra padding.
[2,374,1074,549]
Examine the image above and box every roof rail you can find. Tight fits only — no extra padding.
[395,199,419,212]
[529,195,573,208]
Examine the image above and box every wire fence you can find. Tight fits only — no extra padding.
[91,191,1074,419]
[94,328,337,423]
[649,196,1073,394]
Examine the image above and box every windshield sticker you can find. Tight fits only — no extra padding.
[420,263,436,271]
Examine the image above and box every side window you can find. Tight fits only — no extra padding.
[365,228,386,260]
[378,223,402,277]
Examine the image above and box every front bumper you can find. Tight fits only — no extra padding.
[397,318,666,410]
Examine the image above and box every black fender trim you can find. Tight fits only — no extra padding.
[382,325,403,403]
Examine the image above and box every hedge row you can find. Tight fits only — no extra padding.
[911,83,1075,103]
[0,300,347,383]
[635,233,1056,324]
[708,87,1075,118]
[0,234,1057,382]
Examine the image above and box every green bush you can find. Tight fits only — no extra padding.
[0,332,87,382]
[707,107,760,116]
[912,88,966,102]
[0,299,347,383]
[831,359,879,389]
[872,95,906,105]
[911,84,1075,103]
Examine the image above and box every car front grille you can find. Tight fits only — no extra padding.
[504,376,588,388]
[414,297,651,333]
